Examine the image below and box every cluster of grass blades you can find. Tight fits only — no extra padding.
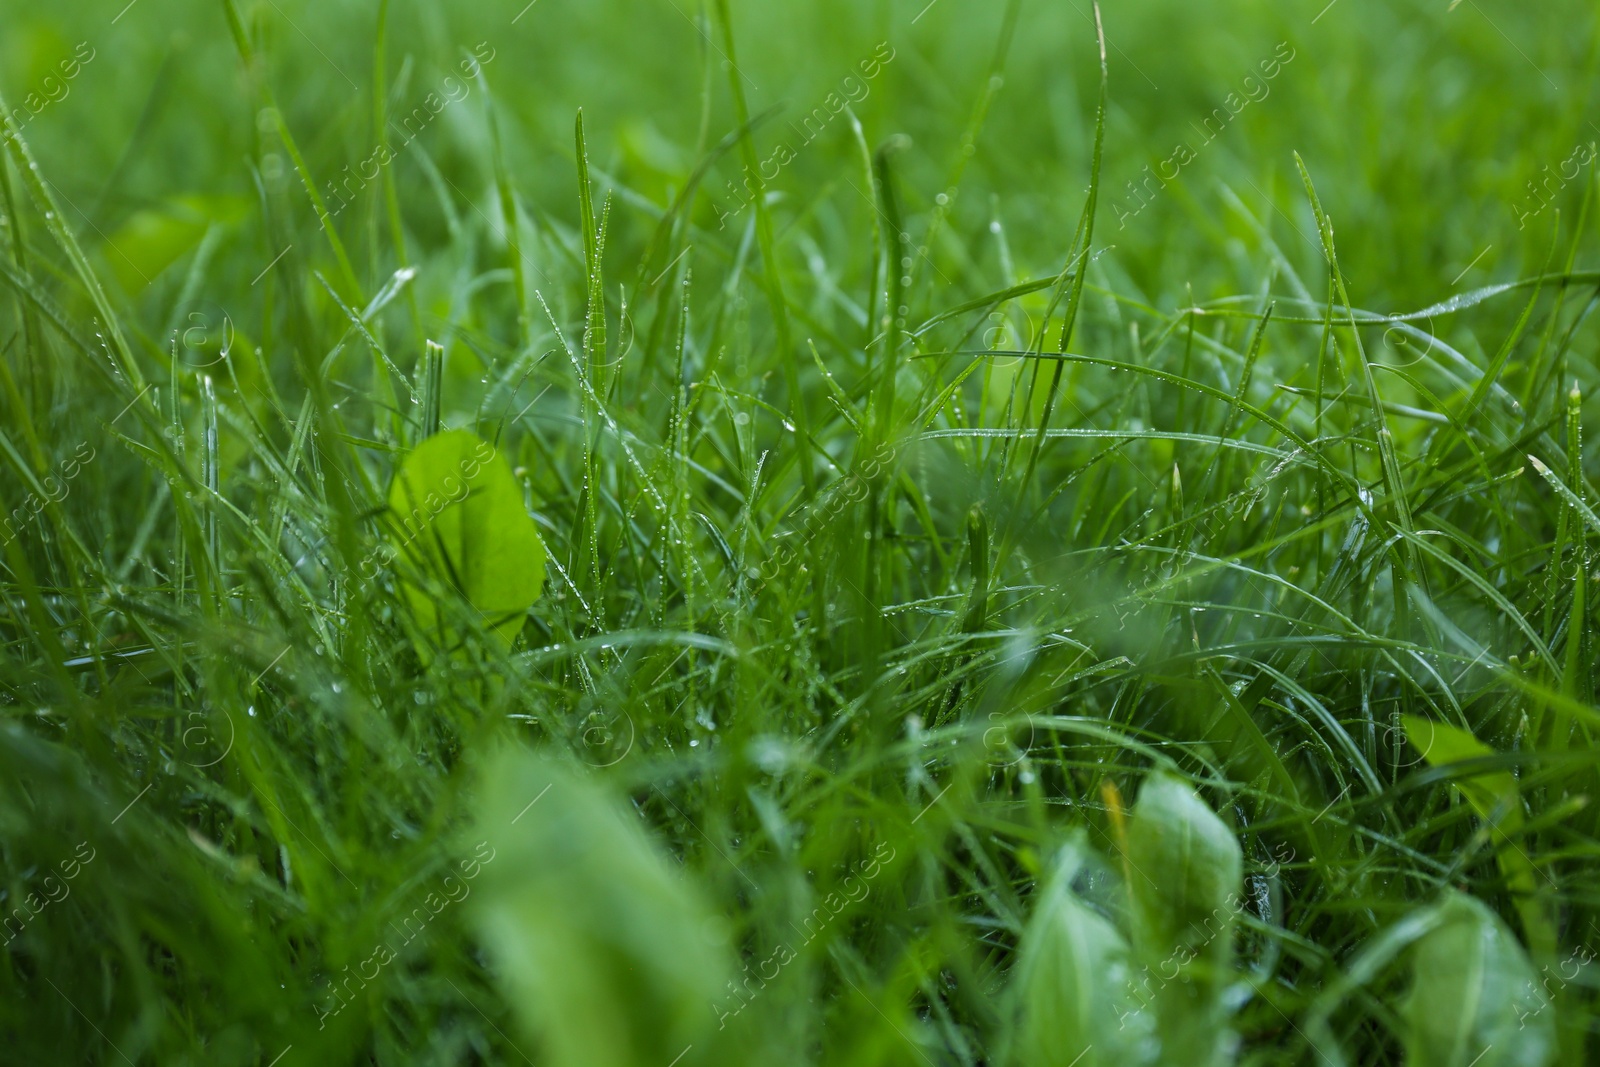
[1,0,1598,1064]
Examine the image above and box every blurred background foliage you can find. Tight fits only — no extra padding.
[3,0,1592,314]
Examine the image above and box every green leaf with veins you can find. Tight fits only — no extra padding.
[387,429,546,655]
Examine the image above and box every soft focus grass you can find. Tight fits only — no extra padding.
[1,0,1599,1063]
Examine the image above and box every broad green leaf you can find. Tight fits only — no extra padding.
[1006,840,1155,1067]
[386,429,546,654]
[1126,772,1242,1067]
[1403,716,1553,956]
[104,196,246,294]
[468,751,734,1067]
[1403,716,1519,825]
[1402,892,1554,1067]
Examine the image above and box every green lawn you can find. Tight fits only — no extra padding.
[1,0,1598,1063]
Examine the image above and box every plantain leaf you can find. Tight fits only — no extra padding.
[386,429,545,654]
[1125,771,1242,1067]
[468,751,734,1067]
[1403,716,1519,826]
[1006,839,1156,1067]
[1403,716,1554,956]
[1402,891,1554,1067]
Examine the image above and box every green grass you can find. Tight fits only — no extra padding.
[1,0,1599,1063]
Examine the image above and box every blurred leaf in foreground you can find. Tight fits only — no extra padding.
[468,750,734,1067]
[1005,836,1155,1067]
[1402,891,1554,1067]
[1126,771,1242,1067]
